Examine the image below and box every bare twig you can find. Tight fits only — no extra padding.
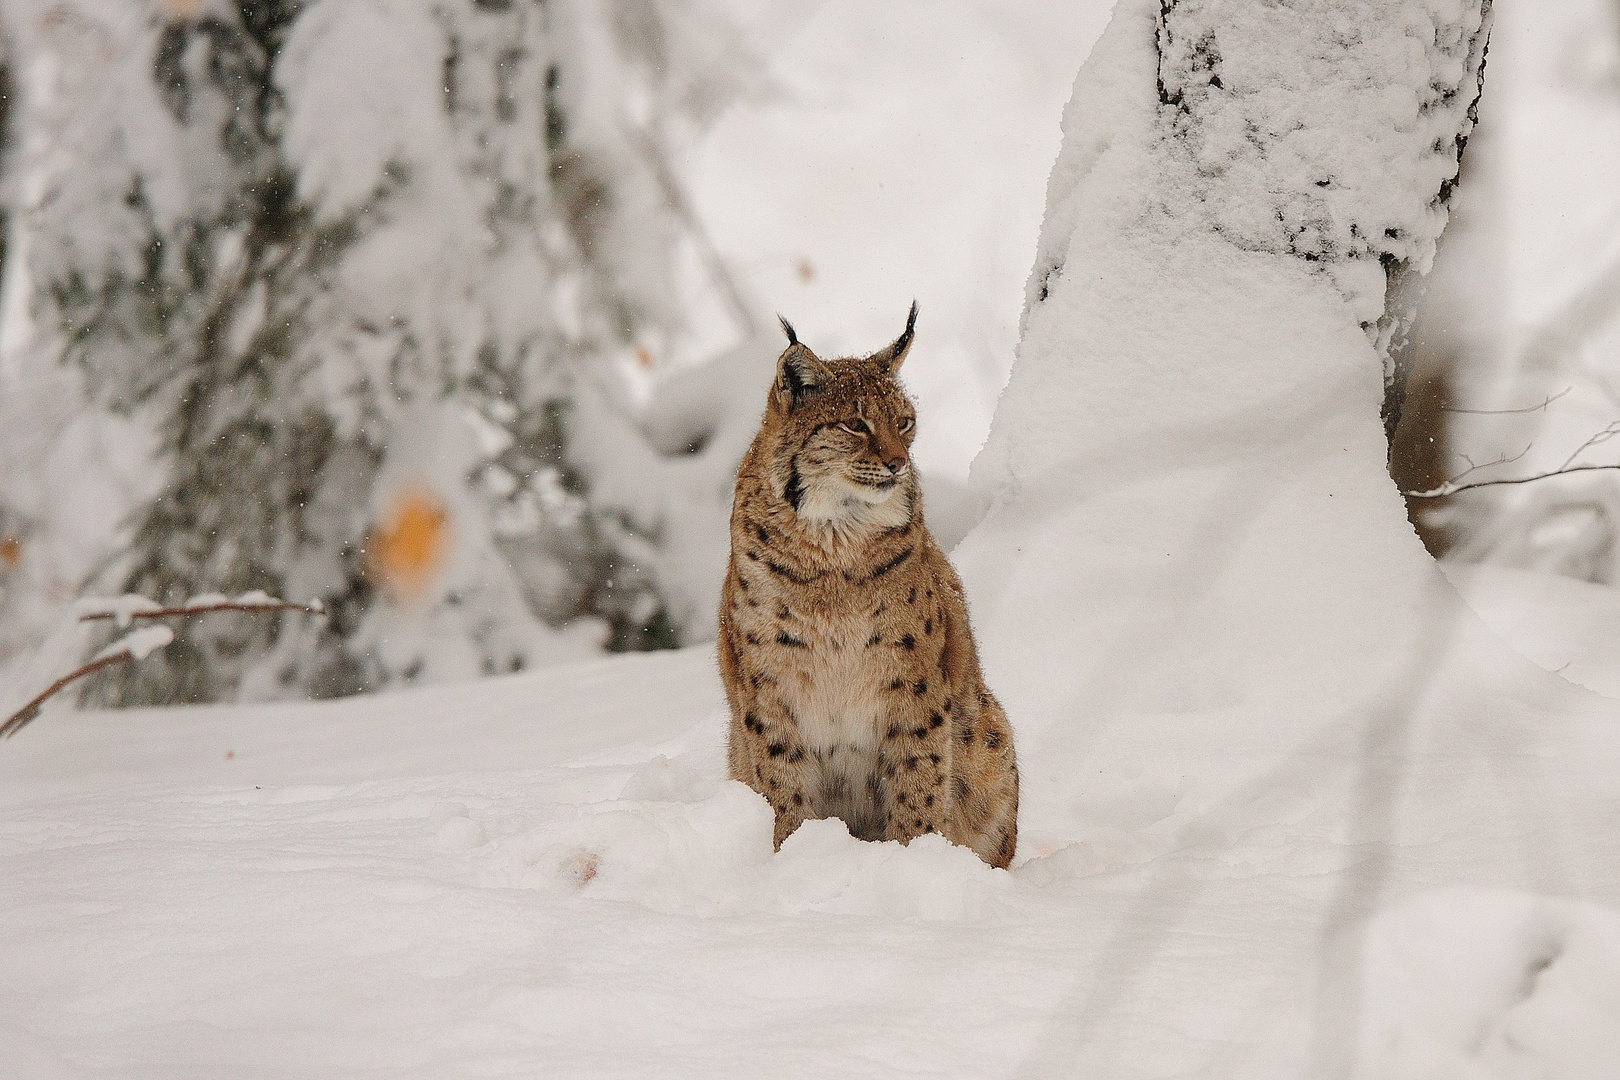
[1405,461,1620,499]
[0,652,134,739]
[1441,387,1571,415]
[78,598,325,624]
[1558,420,1620,472]
[1412,443,1533,499]
[3,596,326,740]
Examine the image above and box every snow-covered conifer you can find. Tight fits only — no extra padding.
[0,0,760,703]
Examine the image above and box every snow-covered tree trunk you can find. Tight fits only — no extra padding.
[962,0,1492,741]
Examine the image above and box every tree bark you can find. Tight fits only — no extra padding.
[1154,0,1492,442]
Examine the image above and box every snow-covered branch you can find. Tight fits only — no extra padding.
[76,592,326,627]
[0,625,172,739]
[0,593,325,739]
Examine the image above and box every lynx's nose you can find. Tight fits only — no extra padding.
[886,455,909,477]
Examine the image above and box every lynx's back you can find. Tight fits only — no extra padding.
[717,306,1019,868]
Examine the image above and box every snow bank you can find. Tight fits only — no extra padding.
[5,632,1618,1077]
[959,0,1459,830]
[0,649,1133,1078]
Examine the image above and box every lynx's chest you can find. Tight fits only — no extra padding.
[767,603,890,752]
[738,564,938,747]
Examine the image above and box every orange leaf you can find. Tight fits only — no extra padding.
[367,488,450,602]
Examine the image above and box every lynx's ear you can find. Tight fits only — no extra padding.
[774,316,830,410]
[870,300,918,375]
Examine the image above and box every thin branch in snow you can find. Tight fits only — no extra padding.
[1440,387,1571,415]
[1558,420,1620,472]
[1403,443,1532,499]
[3,595,326,740]
[1405,461,1620,499]
[1406,416,1620,497]
[77,596,327,624]
[0,626,174,739]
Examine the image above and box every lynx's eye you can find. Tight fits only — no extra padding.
[896,416,915,434]
[839,419,870,435]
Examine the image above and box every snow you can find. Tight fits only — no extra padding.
[4,626,1620,1076]
[87,624,171,665]
[72,594,161,629]
[1443,560,1620,697]
[1154,0,1488,277]
[5,0,1620,1075]
[1338,888,1620,1078]
[0,650,1065,1077]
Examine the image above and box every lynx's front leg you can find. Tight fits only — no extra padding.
[720,575,821,846]
[876,669,954,845]
[735,692,820,848]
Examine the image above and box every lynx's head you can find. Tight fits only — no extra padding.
[764,303,920,537]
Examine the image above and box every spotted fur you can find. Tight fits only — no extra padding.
[718,304,1019,868]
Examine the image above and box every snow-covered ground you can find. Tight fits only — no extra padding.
[3,615,1619,1077]
[1445,561,1620,698]
[0,648,1158,1078]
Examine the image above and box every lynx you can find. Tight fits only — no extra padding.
[717,304,1019,869]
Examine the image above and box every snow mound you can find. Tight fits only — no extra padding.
[465,756,1013,921]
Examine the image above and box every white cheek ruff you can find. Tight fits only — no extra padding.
[796,474,911,538]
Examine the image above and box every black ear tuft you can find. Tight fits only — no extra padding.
[778,314,798,347]
[895,300,918,358]
[873,300,919,373]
